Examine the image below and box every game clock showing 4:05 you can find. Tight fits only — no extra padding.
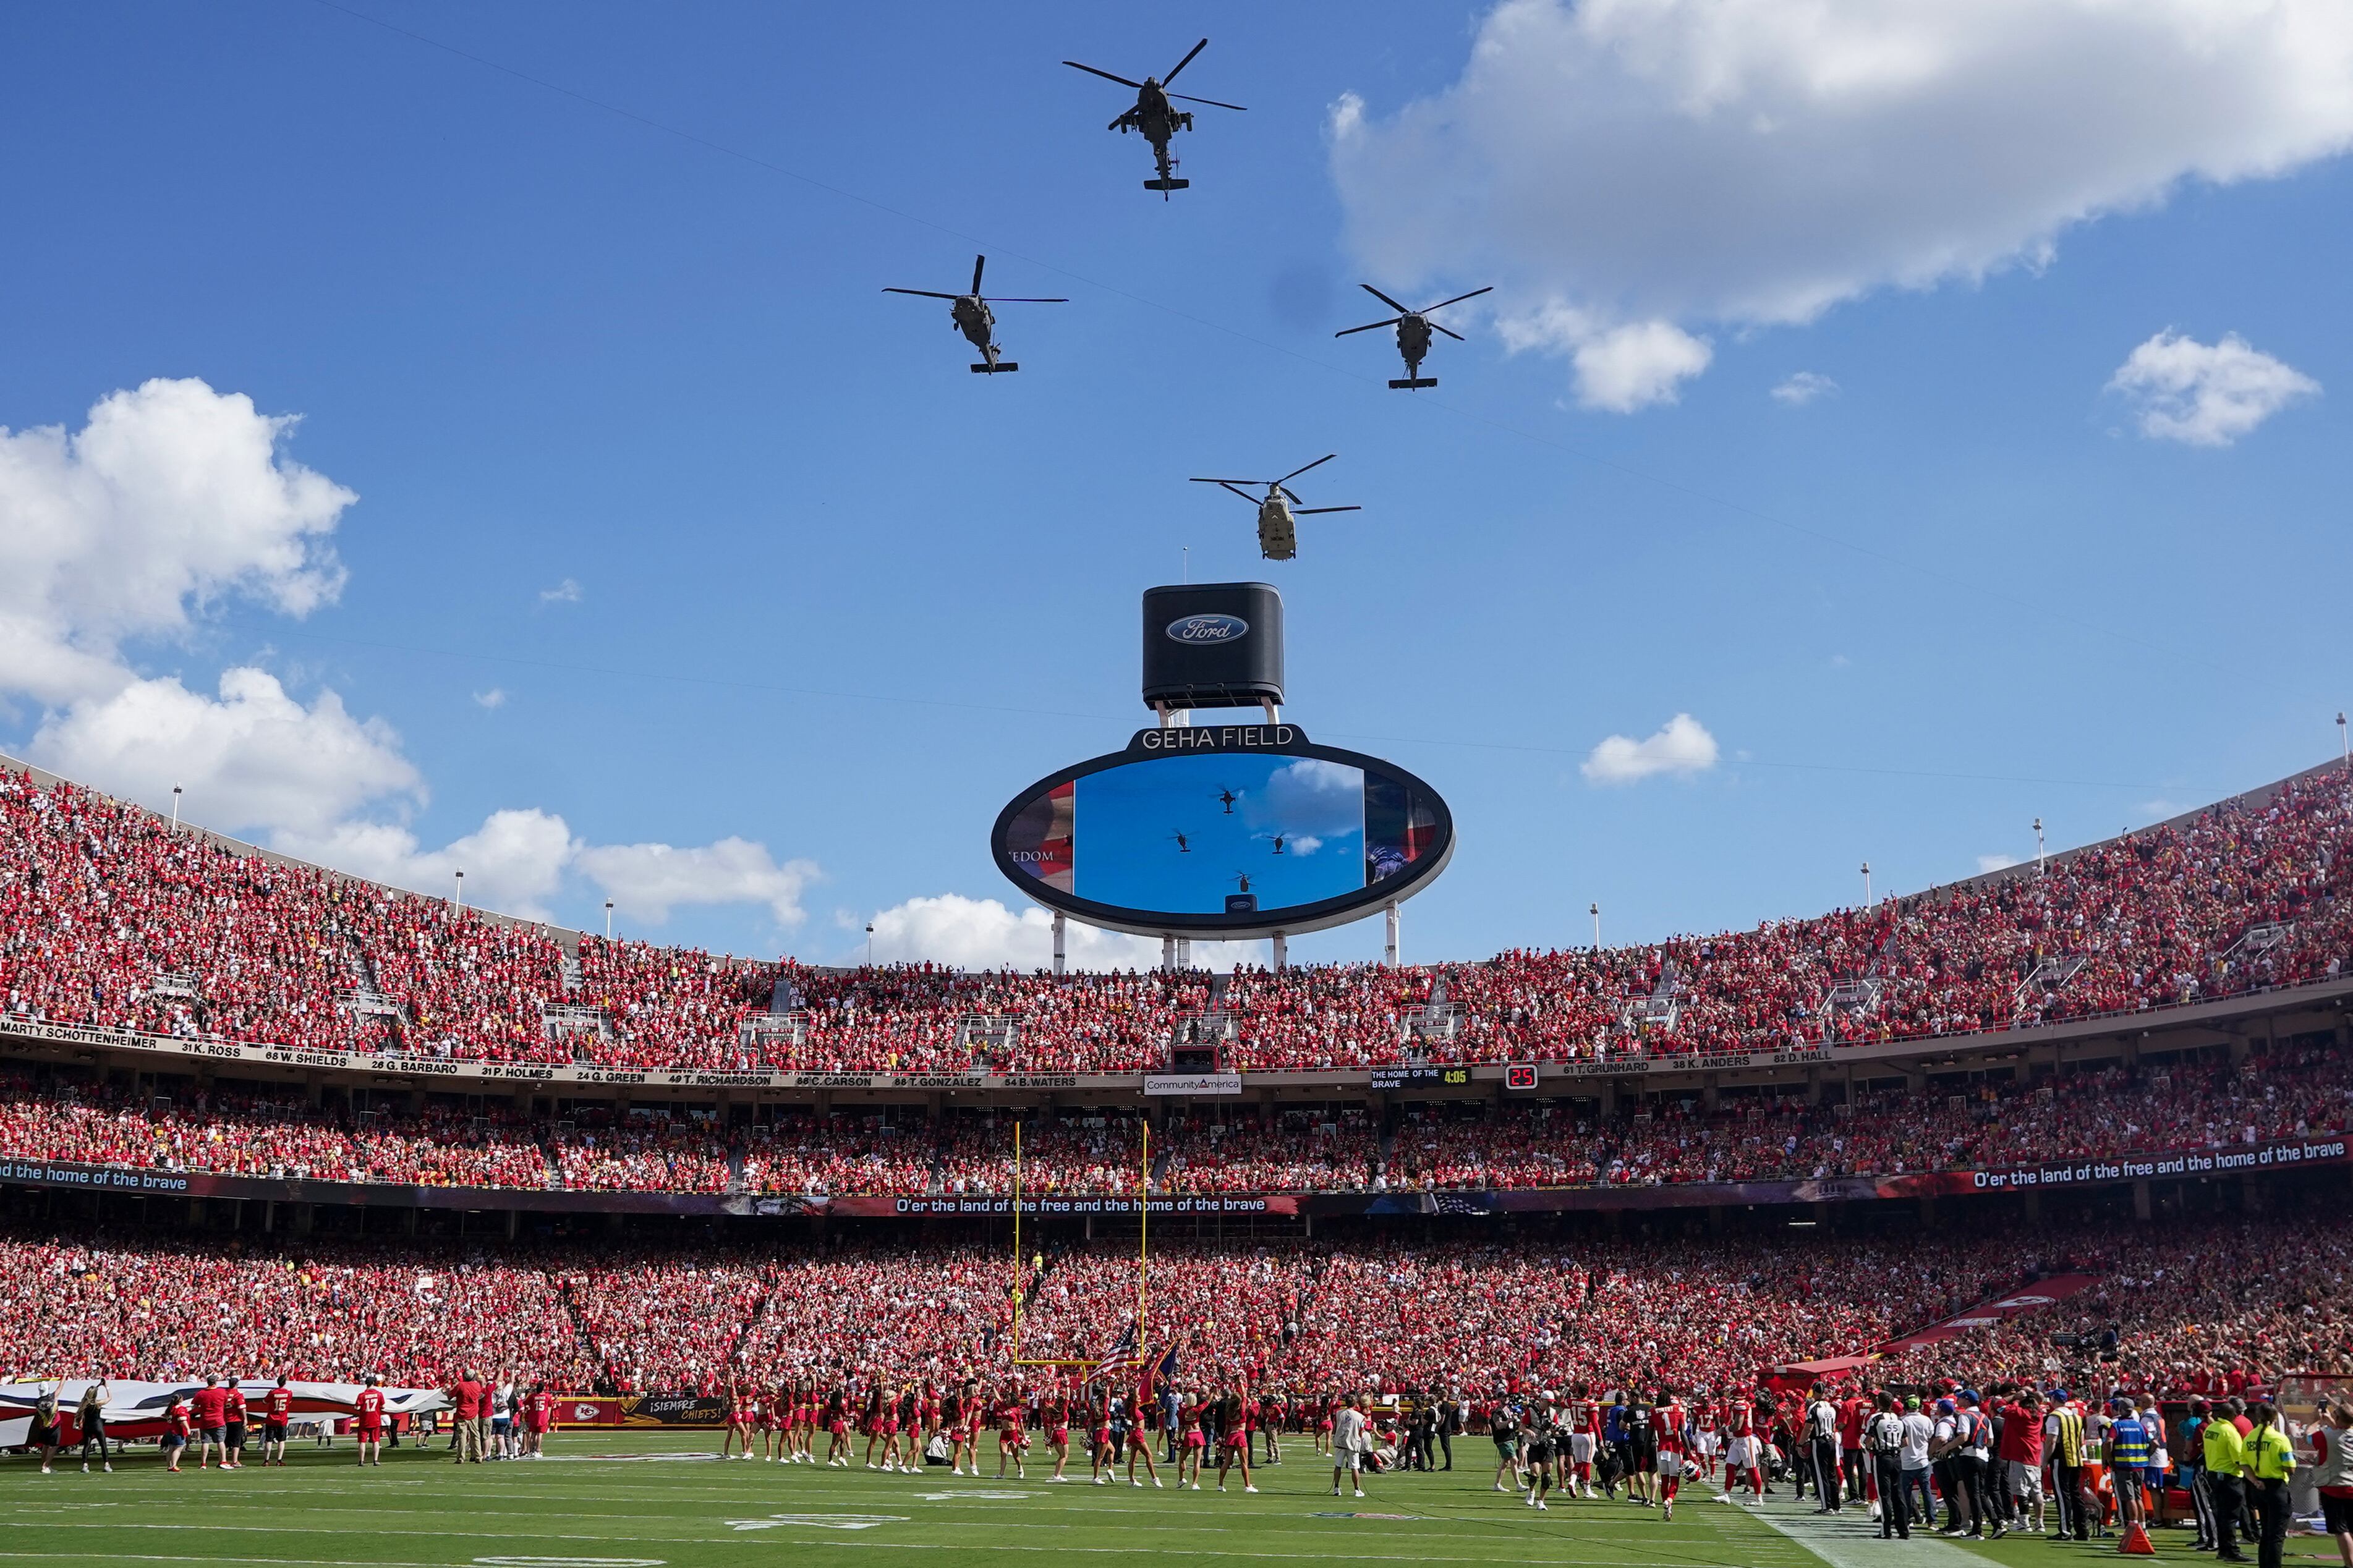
[1369,1065,1470,1090]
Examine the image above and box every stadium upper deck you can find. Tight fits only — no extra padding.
[1,753,2348,1091]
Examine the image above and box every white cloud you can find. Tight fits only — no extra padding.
[862,894,1266,972]
[30,668,421,838]
[574,838,817,927]
[0,377,353,705]
[864,895,1160,970]
[539,578,582,604]
[1331,0,2353,402]
[1572,321,1713,412]
[1581,712,1720,784]
[0,378,822,937]
[283,808,579,920]
[2106,330,2320,446]
[1976,852,2023,873]
[1772,371,1840,405]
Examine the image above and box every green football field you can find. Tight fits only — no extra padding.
[0,1431,2325,1568]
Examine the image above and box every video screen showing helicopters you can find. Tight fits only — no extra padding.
[883,255,1066,373]
[1063,38,1245,196]
[1191,453,1359,561]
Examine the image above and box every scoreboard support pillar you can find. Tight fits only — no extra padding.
[1271,930,1287,971]
[1052,912,1066,976]
[1384,901,1400,967]
[1161,934,1176,972]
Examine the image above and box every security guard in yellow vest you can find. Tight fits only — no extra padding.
[2244,1403,2297,1568]
[2204,1404,2251,1562]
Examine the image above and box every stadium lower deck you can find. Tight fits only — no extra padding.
[0,1425,2263,1568]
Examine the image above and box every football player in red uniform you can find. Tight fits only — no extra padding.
[262,1377,294,1467]
[1655,1392,1688,1521]
[354,1375,388,1467]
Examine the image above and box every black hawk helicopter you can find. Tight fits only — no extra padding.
[1062,38,1245,196]
[883,255,1066,373]
[1335,284,1493,388]
[1190,454,1359,562]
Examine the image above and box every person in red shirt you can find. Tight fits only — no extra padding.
[994,1386,1029,1481]
[450,1370,487,1464]
[355,1375,388,1467]
[1656,1394,1689,1522]
[190,1376,229,1471]
[222,1383,249,1470]
[1214,1389,1257,1494]
[262,1377,294,1467]
[161,1396,192,1473]
[527,1384,555,1460]
[1045,1389,1073,1483]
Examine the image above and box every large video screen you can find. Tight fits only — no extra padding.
[995,734,1446,931]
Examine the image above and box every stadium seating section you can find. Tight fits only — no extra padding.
[6,1218,2338,1397]
[2,763,2347,1077]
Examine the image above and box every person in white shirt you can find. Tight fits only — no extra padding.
[1900,1394,1938,1527]
[1330,1394,1369,1499]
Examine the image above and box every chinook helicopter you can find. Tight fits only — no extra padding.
[1062,38,1246,196]
[883,255,1066,373]
[1335,284,1493,388]
[1190,454,1360,561]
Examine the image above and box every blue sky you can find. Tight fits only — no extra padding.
[1,2,2349,969]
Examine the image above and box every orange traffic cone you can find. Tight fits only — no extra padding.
[2119,1522,2157,1556]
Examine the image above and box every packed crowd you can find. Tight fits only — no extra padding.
[4,1036,2342,1198]
[9,1034,2343,1194]
[4,762,2351,1077]
[7,1216,2347,1402]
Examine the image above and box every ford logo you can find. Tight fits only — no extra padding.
[1166,614,1247,645]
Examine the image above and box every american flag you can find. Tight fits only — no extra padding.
[1088,1324,1145,1384]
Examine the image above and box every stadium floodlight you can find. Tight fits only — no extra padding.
[604,899,614,940]
[170,784,182,828]
[2035,817,2045,875]
[2340,711,2347,772]
[1589,902,1600,951]
[454,868,465,910]
[1860,862,1871,904]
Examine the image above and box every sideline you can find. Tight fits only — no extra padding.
[1717,1483,1986,1568]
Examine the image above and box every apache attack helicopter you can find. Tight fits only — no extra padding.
[883,255,1066,374]
[1335,284,1493,388]
[1190,454,1360,562]
[1062,38,1245,197]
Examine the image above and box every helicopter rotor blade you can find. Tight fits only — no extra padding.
[882,288,963,300]
[1358,283,1412,315]
[1063,60,1144,88]
[1188,480,1263,505]
[1293,506,1363,515]
[1422,286,1496,313]
[1431,322,1466,341]
[1274,452,1337,487]
[979,297,1070,304]
[1162,38,1209,85]
[971,255,986,295]
[1334,318,1403,337]
[1169,93,1246,111]
[1191,477,1267,486]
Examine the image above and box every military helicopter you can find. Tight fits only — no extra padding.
[1215,787,1239,814]
[883,255,1066,373]
[1168,831,1191,854]
[1190,454,1359,561]
[1062,39,1245,196]
[1335,284,1493,388]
